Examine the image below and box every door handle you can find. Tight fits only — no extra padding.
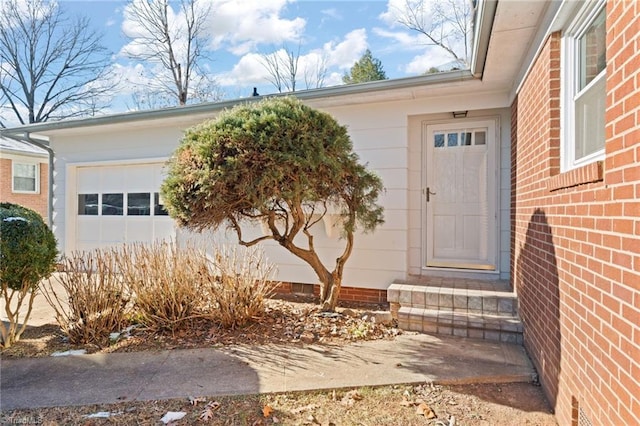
[424,187,436,202]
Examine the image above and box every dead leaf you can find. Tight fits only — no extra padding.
[199,401,220,422]
[400,396,414,407]
[340,390,363,406]
[291,403,320,414]
[263,404,274,417]
[189,396,207,406]
[416,402,437,419]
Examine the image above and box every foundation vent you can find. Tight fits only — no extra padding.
[572,397,593,426]
[578,407,593,426]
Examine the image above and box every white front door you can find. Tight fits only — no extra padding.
[424,120,497,270]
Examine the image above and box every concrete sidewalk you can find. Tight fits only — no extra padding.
[0,333,535,411]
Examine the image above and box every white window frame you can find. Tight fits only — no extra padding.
[560,0,606,172]
[12,161,40,194]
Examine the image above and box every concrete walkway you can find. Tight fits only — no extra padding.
[1,333,535,411]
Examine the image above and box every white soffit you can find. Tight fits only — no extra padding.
[482,1,550,86]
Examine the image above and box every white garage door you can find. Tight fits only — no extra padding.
[74,163,175,251]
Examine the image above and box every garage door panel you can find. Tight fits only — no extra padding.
[126,218,154,243]
[100,218,126,243]
[77,169,101,193]
[100,167,127,192]
[73,163,176,251]
[77,217,100,241]
[126,166,155,193]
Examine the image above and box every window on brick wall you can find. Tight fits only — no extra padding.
[561,0,606,171]
[12,162,39,193]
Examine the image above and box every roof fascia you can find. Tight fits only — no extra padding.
[470,0,498,78]
[0,70,474,137]
[0,146,48,157]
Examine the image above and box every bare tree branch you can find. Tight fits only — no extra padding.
[0,0,114,126]
[123,0,219,106]
[261,43,308,93]
[394,0,474,67]
[303,52,328,90]
[260,49,284,93]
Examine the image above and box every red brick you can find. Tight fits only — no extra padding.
[511,3,640,423]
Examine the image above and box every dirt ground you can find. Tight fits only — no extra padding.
[1,382,556,425]
[1,295,557,425]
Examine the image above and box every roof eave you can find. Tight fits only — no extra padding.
[471,0,498,78]
[0,70,475,137]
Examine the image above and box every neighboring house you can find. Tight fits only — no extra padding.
[0,137,49,219]
[1,1,637,425]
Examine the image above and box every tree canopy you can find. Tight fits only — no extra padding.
[161,97,384,310]
[342,49,388,84]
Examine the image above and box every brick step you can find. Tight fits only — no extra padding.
[387,283,518,316]
[397,306,523,344]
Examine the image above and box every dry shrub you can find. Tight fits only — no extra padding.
[42,250,129,346]
[205,246,278,329]
[117,242,209,332]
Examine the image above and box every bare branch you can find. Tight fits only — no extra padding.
[260,49,284,93]
[260,43,302,93]
[0,0,114,124]
[123,0,217,106]
[394,0,474,67]
[303,52,328,90]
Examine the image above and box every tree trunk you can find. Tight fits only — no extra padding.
[319,272,341,312]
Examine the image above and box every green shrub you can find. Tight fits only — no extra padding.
[0,202,58,348]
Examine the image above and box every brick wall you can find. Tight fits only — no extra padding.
[0,158,49,220]
[273,281,388,305]
[511,1,639,425]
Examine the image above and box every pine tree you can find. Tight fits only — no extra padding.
[342,49,388,84]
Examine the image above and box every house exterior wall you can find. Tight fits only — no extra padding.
[0,153,48,219]
[49,91,512,292]
[511,1,639,425]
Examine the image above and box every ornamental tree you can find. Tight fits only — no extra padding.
[0,203,58,347]
[161,97,384,311]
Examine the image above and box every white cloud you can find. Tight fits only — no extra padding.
[379,0,436,28]
[120,0,199,62]
[119,0,305,60]
[215,28,368,89]
[403,48,456,74]
[378,0,471,70]
[321,8,342,21]
[207,0,306,55]
[216,53,266,87]
[372,27,423,51]
[322,28,368,70]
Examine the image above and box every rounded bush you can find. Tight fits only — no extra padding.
[0,203,58,291]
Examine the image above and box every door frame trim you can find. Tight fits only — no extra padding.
[421,117,500,271]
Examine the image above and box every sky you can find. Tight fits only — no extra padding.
[10,0,469,118]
